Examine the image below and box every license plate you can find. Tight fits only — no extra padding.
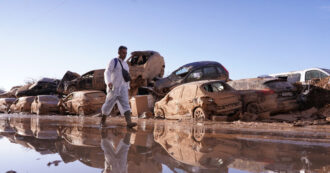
[281,92,293,97]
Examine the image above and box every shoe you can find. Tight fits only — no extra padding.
[100,114,107,128]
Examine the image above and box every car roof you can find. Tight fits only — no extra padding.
[82,69,105,76]
[181,61,221,69]
[270,67,330,76]
[38,78,58,83]
[131,50,159,56]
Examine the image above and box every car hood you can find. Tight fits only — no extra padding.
[155,77,174,91]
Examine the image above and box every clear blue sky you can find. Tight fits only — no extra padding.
[0,0,329,91]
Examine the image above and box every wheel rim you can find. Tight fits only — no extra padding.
[194,108,205,121]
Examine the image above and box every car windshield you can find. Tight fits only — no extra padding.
[203,82,226,92]
[173,66,192,78]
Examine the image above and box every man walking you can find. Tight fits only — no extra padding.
[100,46,137,128]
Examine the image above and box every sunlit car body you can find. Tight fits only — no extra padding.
[15,78,59,97]
[154,61,229,96]
[0,98,16,113]
[58,90,106,116]
[31,95,60,115]
[154,80,241,121]
[228,77,299,114]
[127,51,165,96]
[9,96,35,113]
[59,70,106,95]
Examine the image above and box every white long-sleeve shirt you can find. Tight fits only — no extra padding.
[104,57,130,95]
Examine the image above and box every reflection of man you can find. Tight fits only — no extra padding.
[101,128,132,173]
[100,46,137,128]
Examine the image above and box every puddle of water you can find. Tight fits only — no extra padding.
[0,114,330,173]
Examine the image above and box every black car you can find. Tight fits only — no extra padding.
[154,61,229,95]
[16,78,60,97]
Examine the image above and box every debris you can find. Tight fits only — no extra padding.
[57,71,80,94]
[130,95,149,117]
[139,111,154,119]
[0,86,21,98]
[0,98,16,113]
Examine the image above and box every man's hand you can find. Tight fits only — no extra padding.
[108,83,113,90]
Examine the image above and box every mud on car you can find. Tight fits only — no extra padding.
[154,61,229,96]
[58,90,106,116]
[31,95,60,115]
[0,98,16,113]
[227,77,299,115]
[9,96,35,113]
[154,80,241,121]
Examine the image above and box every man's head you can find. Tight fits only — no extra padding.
[118,46,127,60]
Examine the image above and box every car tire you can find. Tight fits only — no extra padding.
[193,107,208,121]
[193,125,205,142]
[155,108,165,119]
[246,103,260,114]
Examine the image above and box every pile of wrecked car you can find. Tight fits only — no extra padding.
[0,50,329,125]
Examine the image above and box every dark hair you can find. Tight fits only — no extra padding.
[118,45,127,51]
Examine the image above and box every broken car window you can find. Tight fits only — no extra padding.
[203,66,218,78]
[203,82,225,92]
[287,73,301,83]
[175,66,191,78]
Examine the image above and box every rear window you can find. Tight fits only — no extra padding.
[203,82,227,93]
[265,81,294,91]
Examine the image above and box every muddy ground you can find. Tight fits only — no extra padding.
[0,113,330,173]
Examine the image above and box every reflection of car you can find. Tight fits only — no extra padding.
[58,90,105,116]
[0,98,16,113]
[228,78,299,114]
[16,78,60,97]
[154,80,241,121]
[126,51,165,96]
[269,68,330,84]
[154,61,229,95]
[0,86,21,98]
[31,95,60,115]
[9,96,35,113]
[59,69,106,95]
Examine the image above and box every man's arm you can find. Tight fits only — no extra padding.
[104,59,115,89]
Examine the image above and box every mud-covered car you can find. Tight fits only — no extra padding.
[228,77,299,115]
[57,71,81,94]
[31,95,60,115]
[16,78,59,97]
[58,90,106,116]
[154,80,241,121]
[154,61,229,96]
[58,70,106,95]
[127,51,165,96]
[9,96,35,113]
[0,98,16,113]
[0,86,22,98]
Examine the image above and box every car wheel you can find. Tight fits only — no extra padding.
[246,103,259,114]
[155,108,165,119]
[193,125,205,142]
[153,124,165,141]
[193,107,208,121]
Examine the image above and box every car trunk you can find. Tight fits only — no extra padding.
[205,91,241,113]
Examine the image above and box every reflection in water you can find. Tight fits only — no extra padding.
[0,115,330,173]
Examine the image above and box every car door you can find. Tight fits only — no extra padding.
[164,86,183,118]
[202,66,220,80]
[179,85,197,116]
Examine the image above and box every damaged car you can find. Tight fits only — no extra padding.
[15,78,60,97]
[154,61,229,96]
[227,77,299,115]
[31,95,60,115]
[9,96,36,113]
[0,86,22,98]
[58,69,106,95]
[58,90,106,116]
[0,98,16,113]
[154,80,241,121]
[127,51,165,96]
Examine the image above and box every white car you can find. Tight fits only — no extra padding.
[269,68,329,84]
